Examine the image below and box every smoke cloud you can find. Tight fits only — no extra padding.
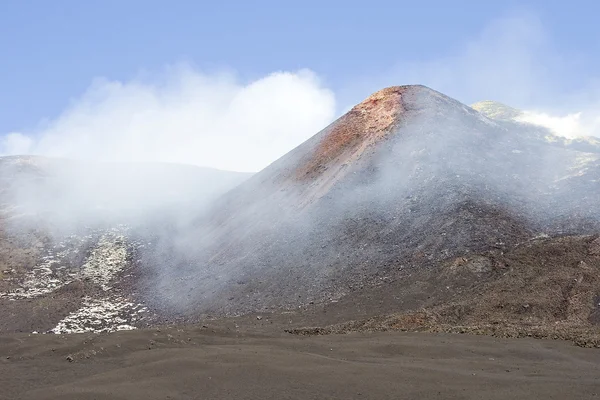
[516,111,600,139]
[0,66,336,172]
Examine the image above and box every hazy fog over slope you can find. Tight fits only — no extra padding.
[0,155,251,231]
[132,85,600,318]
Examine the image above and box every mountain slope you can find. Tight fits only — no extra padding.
[136,85,600,324]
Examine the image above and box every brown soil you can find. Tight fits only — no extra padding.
[1,328,599,400]
[283,235,600,348]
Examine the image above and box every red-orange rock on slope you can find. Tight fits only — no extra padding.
[296,86,406,181]
[213,85,430,216]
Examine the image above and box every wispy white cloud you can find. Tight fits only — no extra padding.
[0,132,34,154]
[516,110,600,139]
[0,66,336,172]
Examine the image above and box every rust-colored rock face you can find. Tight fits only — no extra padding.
[296,86,410,182]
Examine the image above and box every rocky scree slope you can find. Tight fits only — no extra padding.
[136,85,600,335]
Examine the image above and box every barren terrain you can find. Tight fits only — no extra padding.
[2,328,600,400]
[1,85,600,398]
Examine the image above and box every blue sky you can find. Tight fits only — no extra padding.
[1,0,599,171]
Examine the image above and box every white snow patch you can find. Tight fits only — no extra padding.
[81,234,129,291]
[0,231,131,299]
[51,296,147,334]
[0,225,150,334]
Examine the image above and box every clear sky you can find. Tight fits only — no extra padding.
[1,0,599,171]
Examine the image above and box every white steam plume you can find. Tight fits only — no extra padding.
[516,111,600,139]
[0,66,336,172]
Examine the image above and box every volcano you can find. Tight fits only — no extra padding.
[1,85,600,344]
[133,85,600,336]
